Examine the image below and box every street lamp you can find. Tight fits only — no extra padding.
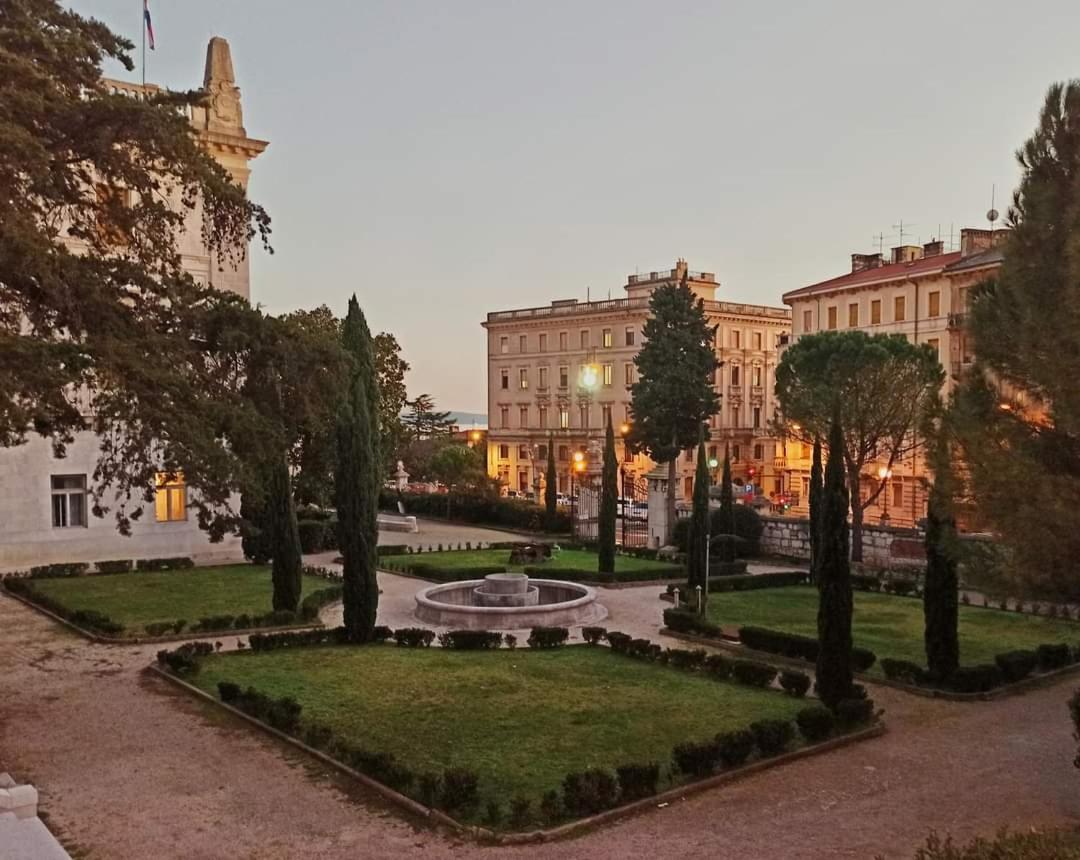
[581,364,600,390]
[877,465,893,522]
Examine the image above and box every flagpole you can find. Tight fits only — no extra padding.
[141,0,145,85]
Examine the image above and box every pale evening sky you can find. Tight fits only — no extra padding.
[80,0,1080,412]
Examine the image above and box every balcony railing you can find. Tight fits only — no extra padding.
[947,312,967,330]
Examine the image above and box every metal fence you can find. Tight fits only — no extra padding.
[571,471,649,547]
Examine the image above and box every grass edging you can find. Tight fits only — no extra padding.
[148,660,885,843]
[1,586,331,645]
[662,627,1080,702]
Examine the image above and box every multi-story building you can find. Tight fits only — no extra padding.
[0,38,267,572]
[482,260,792,503]
[778,228,1006,528]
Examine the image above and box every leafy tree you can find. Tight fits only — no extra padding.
[0,1,273,536]
[687,434,710,597]
[544,435,557,525]
[952,81,1080,599]
[628,279,720,543]
[924,424,959,679]
[775,330,944,561]
[809,437,823,587]
[406,394,455,441]
[429,443,486,515]
[598,417,618,574]
[816,416,854,710]
[335,296,381,642]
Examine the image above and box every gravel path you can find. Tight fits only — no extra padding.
[2,588,1079,859]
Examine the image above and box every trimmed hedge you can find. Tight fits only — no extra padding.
[381,490,571,533]
[731,659,778,688]
[4,577,125,635]
[381,561,507,582]
[297,519,338,554]
[437,630,503,650]
[739,626,878,673]
[527,626,569,649]
[779,669,811,698]
[95,559,133,574]
[672,505,764,557]
[995,650,1038,683]
[135,557,194,572]
[796,705,835,742]
[393,627,436,648]
[662,607,725,638]
[665,570,809,596]
[522,564,683,584]
[749,719,795,757]
[881,658,925,684]
[28,562,89,578]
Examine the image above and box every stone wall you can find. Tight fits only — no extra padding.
[759,514,926,568]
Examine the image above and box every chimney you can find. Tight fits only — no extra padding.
[891,245,922,265]
[674,259,688,280]
[851,253,883,273]
[960,227,1009,257]
[922,239,944,258]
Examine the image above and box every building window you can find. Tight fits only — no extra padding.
[753,365,762,386]
[827,306,837,329]
[154,472,187,523]
[579,404,589,428]
[539,333,547,352]
[731,329,741,348]
[802,309,812,332]
[603,363,613,386]
[928,291,941,317]
[518,444,529,459]
[559,407,569,429]
[871,299,882,324]
[958,287,970,311]
[601,404,612,426]
[892,481,903,509]
[51,475,87,528]
[753,443,764,460]
[500,406,509,428]
[848,303,859,327]
[558,445,569,462]
[753,406,761,428]
[559,331,568,350]
[684,476,693,499]
[500,369,509,390]
[708,445,718,462]
[894,295,906,322]
[625,327,635,346]
[519,334,527,353]
[519,368,528,390]
[730,365,740,386]
[498,444,510,460]
[559,366,569,388]
[537,444,548,460]
[732,444,741,461]
[624,363,635,386]
[580,329,589,349]
[602,328,612,348]
[500,336,509,354]
[753,332,762,350]
[730,404,739,427]
[538,406,548,428]
[538,367,548,388]
[685,448,694,463]
[961,335,974,364]
[519,406,528,427]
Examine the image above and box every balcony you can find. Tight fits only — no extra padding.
[947,312,967,330]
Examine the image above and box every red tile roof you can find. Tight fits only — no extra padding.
[782,251,964,303]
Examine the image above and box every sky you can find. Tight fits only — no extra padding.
[78,0,1080,412]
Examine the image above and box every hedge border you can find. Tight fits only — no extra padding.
[661,626,1080,702]
[148,660,885,844]
[1,583,332,646]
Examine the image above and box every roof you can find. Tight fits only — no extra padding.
[782,251,963,304]
[944,246,1005,273]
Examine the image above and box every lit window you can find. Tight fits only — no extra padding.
[603,363,613,386]
[848,303,859,327]
[602,328,612,348]
[894,295,906,322]
[928,291,941,317]
[624,363,635,386]
[51,475,87,528]
[871,300,882,324]
[827,307,838,329]
[559,408,569,429]
[155,471,187,523]
[753,365,762,386]
[708,445,717,461]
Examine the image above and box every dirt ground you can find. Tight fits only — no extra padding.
[2,588,1079,860]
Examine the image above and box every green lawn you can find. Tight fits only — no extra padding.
[193,644,803,811]
[26,565,331,633]
[706,585,1080,673]
[381,548,681,576]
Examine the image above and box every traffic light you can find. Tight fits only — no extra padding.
[747,466,756,480]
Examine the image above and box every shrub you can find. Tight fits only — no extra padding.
[750,719,795,757]
[95,559,133,574]
[581,626,607,645]
[297,519,335,554]
[561,769,619,816]
[881,658,926,684]
[731,659,778,688]
[835,697,876,726]
[371,625,393,643]
[172,619,187,634]
[739,626,877,672]
[885,578,918,597]
[29,562,89,577]
[439,768,479,812]
[217,681,241,703]
[70,609,123,635]
[716,729,755,767]
[266,696,303,733]
[248,627,347,651]
[796,706,835,742]
[155,641,213,674]
[527,626,569,649]
[1036,643,1073,671]
[509,797,532,828]
[672,738,720,777]
[949,664,1004,694]
[662,607,724,638]
[779,670,811,697]
[539,790,562,824]
[484,801,503,827]
[606,631,632,654]
[393,627,436,648]
[615,762,660,801]
[703,653,732,680]
[382,490,570,534]
[417,773,441,807]
[135,556,194,572]
[194,614,236,632]
[144,621,174,637]
[995,650,1039,683]
[437,629,503,650]
[672,504,764,557]
[503,633,517,649]
[666,647,707,671]
[851,573,882,591]
[300,585,344,621]
[909,828,1080,859]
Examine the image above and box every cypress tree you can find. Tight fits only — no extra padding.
[816,416,853,710]
[687,433,710,598]
[924,430,960,679]
[267,453,303,611]
[335,296,381,643]
[808,436,824,587]
[545,433,557,525]
[717,444,736,563]
[598,416,618,574]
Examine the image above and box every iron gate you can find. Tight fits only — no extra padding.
[571,470,649,547]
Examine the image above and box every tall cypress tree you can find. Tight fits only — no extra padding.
[545,434,557,525]
[687,433,710,598]
[598,416,618,574]
[267,453,303,611]
[808,436,824,587]
[335,296,381,643]
[816,416,853,710]
[924,429,960,678]
[717,444,736,563]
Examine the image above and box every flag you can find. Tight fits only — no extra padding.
[143,0,156,50]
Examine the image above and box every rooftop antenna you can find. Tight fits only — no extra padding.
[892,219,915,247]
[949,223,955,252]
[987,184,999,236]
[872,232,889,255]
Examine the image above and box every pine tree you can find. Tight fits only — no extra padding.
[267,453,303,611]
[545,434,557,525]
[598,417,618,574]
[717,445,736,563]
[335,296,381,642]
[924,428,959,678]
[809,437,824,587]
[816,416,854,710]
[687,433,711,598]
[628,278,720,544]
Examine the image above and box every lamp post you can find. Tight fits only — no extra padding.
[572,451,586,538]
[877,465,893,523]
[619,421,631,546]
[705,457,719,604]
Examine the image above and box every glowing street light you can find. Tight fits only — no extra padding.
[708,458,719,469]
[581,364,600,390]
[619,422,631,436]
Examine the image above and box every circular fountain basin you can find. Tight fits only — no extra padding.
[415,573,607,630]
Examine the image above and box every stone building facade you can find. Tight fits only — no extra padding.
[0,38,267,572]
[778,229,1006,528]
[482,260,792,503]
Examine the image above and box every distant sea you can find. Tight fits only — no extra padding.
[448,411,487,429]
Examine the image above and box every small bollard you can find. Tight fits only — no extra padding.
[673,587,680,609]
[696,585,703,614]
